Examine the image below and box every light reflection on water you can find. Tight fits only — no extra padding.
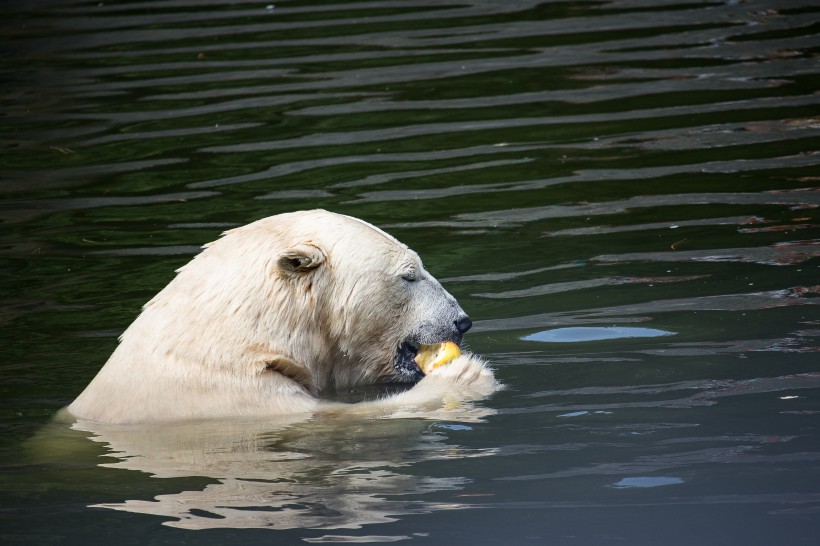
[523,326,675,342]
[2,0,819,544]
[67,416,487,532]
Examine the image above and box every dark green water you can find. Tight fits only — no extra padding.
[2,1,819,544]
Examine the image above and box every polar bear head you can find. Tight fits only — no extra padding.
[156,209,472,392]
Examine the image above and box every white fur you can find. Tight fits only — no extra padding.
[68,210,498,424]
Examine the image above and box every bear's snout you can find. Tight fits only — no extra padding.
[454,314,472,335]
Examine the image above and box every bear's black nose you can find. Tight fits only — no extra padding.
[455,315,472,334]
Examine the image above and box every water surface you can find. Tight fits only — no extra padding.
[1,1,819,544]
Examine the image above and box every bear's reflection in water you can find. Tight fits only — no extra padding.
[72,404,496,531]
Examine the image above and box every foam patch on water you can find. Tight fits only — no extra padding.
[523,326,675,343]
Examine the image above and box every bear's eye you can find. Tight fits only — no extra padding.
[401,272,418,282]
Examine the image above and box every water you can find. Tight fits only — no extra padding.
[1,0,818,544]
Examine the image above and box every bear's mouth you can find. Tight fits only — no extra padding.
[394,336,462,383]
[394,342,424,383]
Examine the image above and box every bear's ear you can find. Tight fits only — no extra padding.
[278,243,325,274]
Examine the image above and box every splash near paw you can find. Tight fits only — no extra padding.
[414,342,461,374]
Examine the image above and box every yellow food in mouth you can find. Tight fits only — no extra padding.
[414,341,461,374]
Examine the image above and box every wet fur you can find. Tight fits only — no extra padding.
[68,210,498,424]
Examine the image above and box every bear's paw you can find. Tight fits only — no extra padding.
[424,353,499,399]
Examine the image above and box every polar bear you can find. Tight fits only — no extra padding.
[67,210,497,424]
